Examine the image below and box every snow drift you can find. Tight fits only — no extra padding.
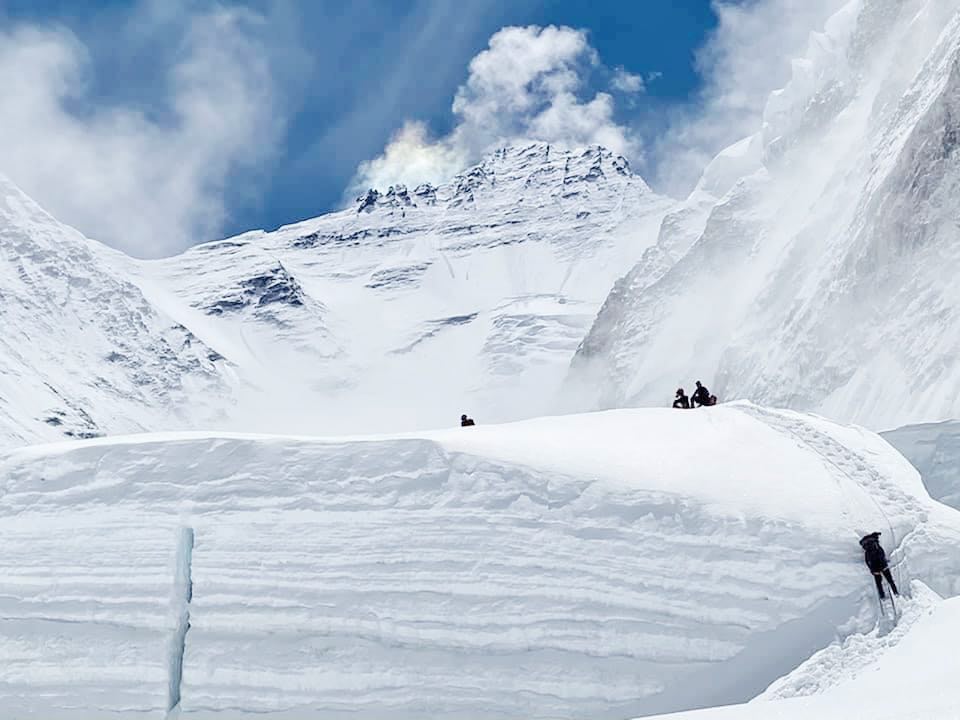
[2,404,958,718]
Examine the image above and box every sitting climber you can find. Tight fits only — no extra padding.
[860,532,899,599]
[691,381,713,408]
[460,414,476,427]
[673,388,691,409]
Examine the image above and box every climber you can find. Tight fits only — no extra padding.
[691,381,713,408]
[460,414,476,427]
[860,532,899,600]
[673,388,691,409]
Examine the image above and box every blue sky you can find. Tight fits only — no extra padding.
[0,0,833,255]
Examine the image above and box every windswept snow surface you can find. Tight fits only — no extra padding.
[640,582,960,720]
[0,174,228,447]
[571,0,960,430]
[2,404,959,718]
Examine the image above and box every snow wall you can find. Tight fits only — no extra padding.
[1,402,959,718]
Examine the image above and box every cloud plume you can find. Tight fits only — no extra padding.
[352,25,640,194]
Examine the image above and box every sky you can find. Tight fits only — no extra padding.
[0,0,842,257]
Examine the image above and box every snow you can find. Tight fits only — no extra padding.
[0,143,676,448]
[2,1,960,717]
[0,515,178,716]
[639,582,960,720]
[126,144,673,439]
[883,420,960,510]
[571,0,960,431]
[2,405,959,718]
[0,173,228,447]
[760,580,942,701]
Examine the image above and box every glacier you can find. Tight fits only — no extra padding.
[2,405,959,718]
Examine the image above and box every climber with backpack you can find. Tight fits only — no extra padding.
[691,381,714,408]
[860,531,899,600]
[673,388,691,409]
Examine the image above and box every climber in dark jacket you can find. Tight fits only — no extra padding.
[673,388,691,409]
[691,381,713,408]
[460,414,476,427]
[860,532,899,599]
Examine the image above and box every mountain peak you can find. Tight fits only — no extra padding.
[352,143,649,218]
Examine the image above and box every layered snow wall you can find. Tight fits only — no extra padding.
[1,404,958,718]
[641,582,960,720]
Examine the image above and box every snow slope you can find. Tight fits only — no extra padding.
[0,174,229,448]
[883,420,960,510]
[0,144,671,447]
[571,0,960,430]
[640,581,960,720]
[128,144,673,437]
[2,404,959,718]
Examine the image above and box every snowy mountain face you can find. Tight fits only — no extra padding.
[570,0,960,430]
[2,405,958,718]
[0,144,670,446]
[139,144,671,436]
[0,176,228,447]
[5,2,960,718]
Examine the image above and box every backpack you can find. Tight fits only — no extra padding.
[861,534,887,572]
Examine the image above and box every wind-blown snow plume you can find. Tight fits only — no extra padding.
[0,3,286,258]
[352,25,641,193]
[571,0,960,430]
[652,0,846,197]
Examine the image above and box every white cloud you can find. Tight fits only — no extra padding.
[651,0,846,197]
[611,67,645,93]
[0,4,285,258]
[354,121,468,193]
[352,25,640,194]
